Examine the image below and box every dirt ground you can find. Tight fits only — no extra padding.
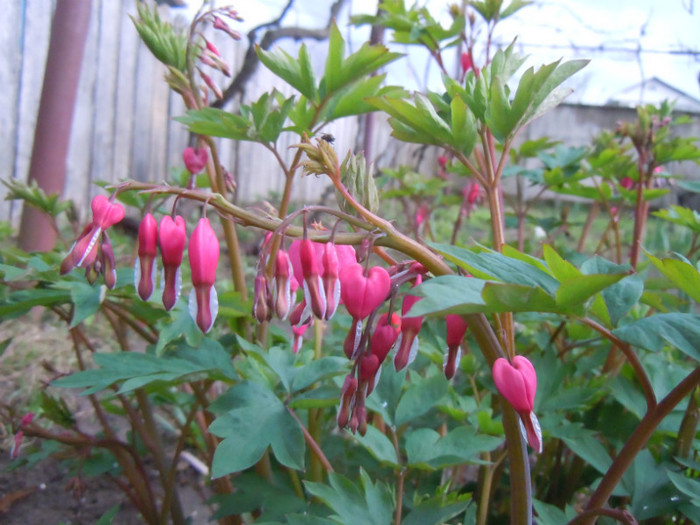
[0,317,213,524]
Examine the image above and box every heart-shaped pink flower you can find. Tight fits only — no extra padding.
[492,356,536,414]
[493,356,541,452]
[339,263,391,320]
[183,147,209,174]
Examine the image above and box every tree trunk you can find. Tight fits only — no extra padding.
[18,0,91,252]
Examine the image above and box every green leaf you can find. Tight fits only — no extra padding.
[542,244,581,282]
[0,288,70,319]
[365,364,404,427]
[175,108,252,141]
[554,273,626,307]
[68,282,106,327]
[645,251,700,303]
[402,494,471,525]
[450,96,477,156]
[533,500,576,525]
[667,469,700,506]
[352,425,399,466]
[209,381,305,476]
[613,313,700,361]
[395,373,449,426]
[549,424,612,474]
[304,469,394,525]
[256,44,318,102]
[405,426,502,469]
[323,23,345,96]
[430,243,559,294]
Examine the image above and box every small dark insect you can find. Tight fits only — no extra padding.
[321,133,335,144]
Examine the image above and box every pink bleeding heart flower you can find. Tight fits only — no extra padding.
[466,182,482,205]
[620,176,635,190]
[394,276,424,371]
[370,312,402,364]
[359,353,381,395]
[437,155,448,168]
[321,243,342,320]
[444,314,468,379]
[61,195,125,273]
[188,218,220,333]
[273,249,294,320]
[492,356,542,453]
[183,147,209,174]
[339,263,391,320]
[159,215,187,311]
[291,323,309,354]
[461,51,474,72]
[135,213,158,300]
[299,239,327,319]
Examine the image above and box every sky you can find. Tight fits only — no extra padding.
[180,0,700,106]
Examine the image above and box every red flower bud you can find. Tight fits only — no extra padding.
[273,249,293,320]
[492,356,541,452]
[321,243,341,320]
[337,374,358,429]
[159,216,187,311]
[394,277,424,371]
[135,213,158,300]
[444,314,468,379]
[359,353,381,395]
[61,196,124,274]
[183,147,209,174]
[437,155,448,168]
[467,182,482,205]
[101,234,117,290]
[253,273,272,323]
[188,218,219,333]
[461,51,474,72]
[298,239,326,318]
[620,176,634,190]
[339,263,391,320]
[370,312,402,364]
[291,323,309,354]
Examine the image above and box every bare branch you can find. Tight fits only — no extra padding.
[213,0,349,108]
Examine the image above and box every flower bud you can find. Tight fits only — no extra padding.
[159,215,187,311]
[183,147,209,174]
[321,243,341,320]
[394,277,424,371]
[101,234,117,290]
[444,314,468,379]
[188,218,219,333]
[291,323,309,354]
[343,318,363,359]
[253,273,272,323]
[300,239,327,319]
[337,374,358,429]
[370,312,401,364]
[273,249,293,320]
[134,213,158,300]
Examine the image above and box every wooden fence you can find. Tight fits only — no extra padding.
[0,0,374,225]
[2,1,697,225]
